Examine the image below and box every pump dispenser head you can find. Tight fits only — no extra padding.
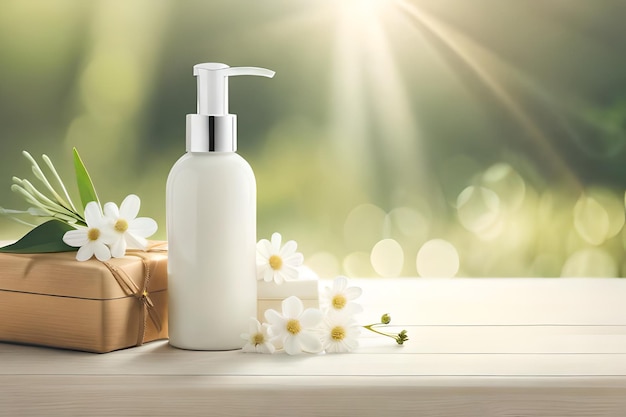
[186,63,275,152]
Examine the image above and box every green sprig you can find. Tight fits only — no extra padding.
[363,314,409,345]
[0,151,86,227]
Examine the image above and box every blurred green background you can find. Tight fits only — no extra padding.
[1,0,626,277]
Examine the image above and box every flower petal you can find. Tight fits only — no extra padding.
[346,325,361,338]
[242,343,256,353]
[264,308,284,327]
[273,271,284,285]
[124,233,148,250]
[283,335,302,355]
[333,276,348,292]
[344,286,363,300]
[119,194,140,220]
[279,240,297,257]
[110,237,127,258]
[281,296,303,318]
[258,342,275,354]
[99,226,120,245]
[129,217,158,238]
[325,342,340,354]
[93,242,112,261]
[84,202,103,226]
[342,302,364,315]
[280,264,300,281]
[283,252,304,266]
[76,244,95,261]
[103,202,119,220]
[248,318,261,335]
[263,268,274,283]
[270,232,282,252]
[271,337,284,350]
[256,239,273,259]
[299,307,323,328]
[63,229,88,247]
[298,331,323,353]
[342,338,359,352]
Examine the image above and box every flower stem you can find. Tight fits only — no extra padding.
[42,154,78,213]
[362,314,409,345]
[18,152,83,220]
[2,150,92,229]
[363,324,396,338]
[9,182,85,226]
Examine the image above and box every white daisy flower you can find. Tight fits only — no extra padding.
[264,296,323,355]
[240,317,275,354]
[103,194,158,257]
[321,312,361,353]
[62,201,113,262]
[256,232,303,284]
[322,276,363,315]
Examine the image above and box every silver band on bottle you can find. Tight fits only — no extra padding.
[186,114,237,152]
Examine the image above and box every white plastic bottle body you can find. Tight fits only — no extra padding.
[166,152,257,350]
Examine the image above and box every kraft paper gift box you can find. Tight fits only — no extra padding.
[0,249,168,353]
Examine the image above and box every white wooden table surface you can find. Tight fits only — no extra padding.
[1,278,626,417]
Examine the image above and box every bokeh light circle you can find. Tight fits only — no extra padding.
[343,204,386,251]
[573,195,610,245]
[370,238,404,277]
[560,248,617,277]
[457,186,501,237]
[416,239,460,278]
[306,252,340,279]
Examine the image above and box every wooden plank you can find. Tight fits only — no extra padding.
[1,341,625,376]
[5,323,625,355]
[352,278,626,325]
[1,278,626,416]
[1,375,626,417]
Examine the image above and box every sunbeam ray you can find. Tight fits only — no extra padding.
[397,0,582,190]
[329,0,430,207]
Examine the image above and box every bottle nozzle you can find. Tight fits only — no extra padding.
[186,62,275,153]
[193,63,275,115]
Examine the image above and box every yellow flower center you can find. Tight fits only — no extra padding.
[87,228,100,241]
[332,294,347,310]
[253,333,265,346]
[269,254,283,270]
[286,319,301,335]
[331,326,346,341]
[114,219,129,233]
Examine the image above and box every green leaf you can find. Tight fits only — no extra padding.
[0,220,76,253]
[73,147,100,210]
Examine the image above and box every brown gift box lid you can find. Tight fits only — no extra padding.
[0,248,168,353]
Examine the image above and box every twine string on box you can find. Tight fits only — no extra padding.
[101,252,163,346]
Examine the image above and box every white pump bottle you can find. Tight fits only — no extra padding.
[166,63,275,350]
